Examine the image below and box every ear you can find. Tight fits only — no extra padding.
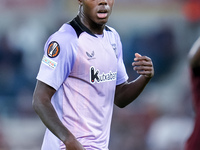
[78,0,83,5]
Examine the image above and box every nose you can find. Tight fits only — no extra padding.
[99,0,107,5]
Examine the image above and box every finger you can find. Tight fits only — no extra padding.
[134,53,142,61]
[133,66,153,71]
[132,61,153,67]
[135,70,154,77]
[135,53,141,58]
[134,56,151,62]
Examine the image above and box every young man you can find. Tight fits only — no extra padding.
[32,0,154,149]
[185,37,200,150]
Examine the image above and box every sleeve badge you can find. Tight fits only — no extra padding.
[47,41,60,58]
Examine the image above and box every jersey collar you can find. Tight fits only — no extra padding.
[69,16,111,38]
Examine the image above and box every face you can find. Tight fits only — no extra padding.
[79,0,114,26]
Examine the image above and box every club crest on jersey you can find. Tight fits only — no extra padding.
[111,44,118,58]
[90,66,117,84]
[47,41,60,58]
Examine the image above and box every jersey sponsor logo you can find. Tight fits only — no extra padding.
[47,41,60,58]
[90,66,117,83]
[42,55,57,69]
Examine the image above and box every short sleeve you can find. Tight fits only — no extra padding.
[36,31,76,90]
[113,30,129,85]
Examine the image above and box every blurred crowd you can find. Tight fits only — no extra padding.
[0,0,200,150]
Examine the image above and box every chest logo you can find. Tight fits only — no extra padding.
[86,51,95,60]
[90,66,117,84]
[47,41,60,58]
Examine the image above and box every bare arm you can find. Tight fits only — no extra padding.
[32,80,85,150]
[188,37,200,68]
[114,53,154,108]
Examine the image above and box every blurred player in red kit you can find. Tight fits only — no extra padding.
[185,37,200,150]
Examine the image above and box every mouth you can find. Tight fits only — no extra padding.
[97,9,108,19]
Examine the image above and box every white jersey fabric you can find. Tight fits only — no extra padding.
[36,16,128,150]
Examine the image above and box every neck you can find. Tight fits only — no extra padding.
[78,12,105,35]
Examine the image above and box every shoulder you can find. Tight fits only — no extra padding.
[43,23,78,58]
[44,23,78,55]
[188,37,200,68]
[105,25,121,42]
[105,26,118,34]
[48,23,78,44]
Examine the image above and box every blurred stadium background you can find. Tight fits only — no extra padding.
[0,0,200,149]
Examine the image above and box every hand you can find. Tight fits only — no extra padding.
[65,136,86,150]
[132,53,154,78]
